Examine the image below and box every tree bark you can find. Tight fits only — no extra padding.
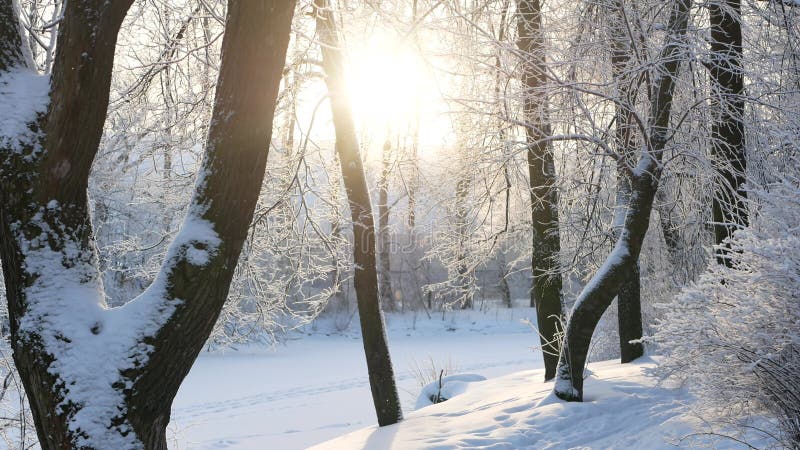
[455,175,473,309]
[0,0,27,72]
[709,0,748,266]
[516,0,564,381]
[553,0,691,402]
[314,0,403,426]
[608,0,644,364]
[0,0,295,447]
[378,135,396,310]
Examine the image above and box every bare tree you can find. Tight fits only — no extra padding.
[314,0,403,426]
[553,0,692,402]
[516,0,565,380]
[0,0,295,446]
[607,0,644,363]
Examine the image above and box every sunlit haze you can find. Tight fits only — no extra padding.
[298,30,452,159]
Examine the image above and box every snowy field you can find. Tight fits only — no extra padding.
[168,306,543,449]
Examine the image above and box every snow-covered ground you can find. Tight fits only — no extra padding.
[312,359,775,450]
[169,305,775,449]
[169,306,543,449]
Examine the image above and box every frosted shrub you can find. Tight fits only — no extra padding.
[649,179,800,447]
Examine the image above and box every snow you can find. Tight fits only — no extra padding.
[0,68,49,154]
[165,306,776,449]
[414,373,486,409]
[0,302,780,449]
[632,151,655,178]
[13,204,218,448]
[169,306,542,449]
[0,301,779,449]
[167,211,221,267]
[571,238,629,311]
[18,225,144,448]
[313,358,773,450]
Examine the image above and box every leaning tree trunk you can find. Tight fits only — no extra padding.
[553,0,691,402]
[314,0,403,426]
[709,0,747,266]
[516,0,564,381]
[0,0,295,447]
[608,0,644,364]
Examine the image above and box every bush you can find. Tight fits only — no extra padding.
[648,179,800,448]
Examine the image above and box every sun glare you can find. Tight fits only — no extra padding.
[345,34,442,141]
[295,32,451,157]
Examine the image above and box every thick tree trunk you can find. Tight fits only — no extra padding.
[709,0,748,266]
[125,3,295,446]
[516,0,564,381]
[0,1,27,72]
[2,2,137,445]
[609,0,644,363]
[314,0,402,426]
[613,171,644,363]
[617,262,644,362]
[0,0,295,447]
[553,0,691,402]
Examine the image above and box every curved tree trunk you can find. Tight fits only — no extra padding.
[516,0,564,381]
[314,0,403,426]
[553,0,691,402]
[608,0,644,364]
[0,0,295,447]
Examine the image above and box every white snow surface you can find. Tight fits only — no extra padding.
[16,207,219,449]
[169,306,542,449]
[169,307,774,449]
[313,358,771,450]
[414,373,486,409]
[0,68,49,153]
[167,211,221,267]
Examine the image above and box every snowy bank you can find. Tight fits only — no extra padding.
[310,358,774,449]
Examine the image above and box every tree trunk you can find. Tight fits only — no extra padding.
[408,122,419,231]
[608,0,644,363]
[495,1,512,310]
[553,0,691,402]
[709,0,748,266]
[0,0,295,447]
[613,168,644,364]
[516,0,564,381]
[314,0,403,426]
[655,180,685,263]
[455,175,473,309]
[378,135,396,310]
[498,252,513,308]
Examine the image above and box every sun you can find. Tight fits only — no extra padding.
[294,31,451,157]
[345,33,438,136]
